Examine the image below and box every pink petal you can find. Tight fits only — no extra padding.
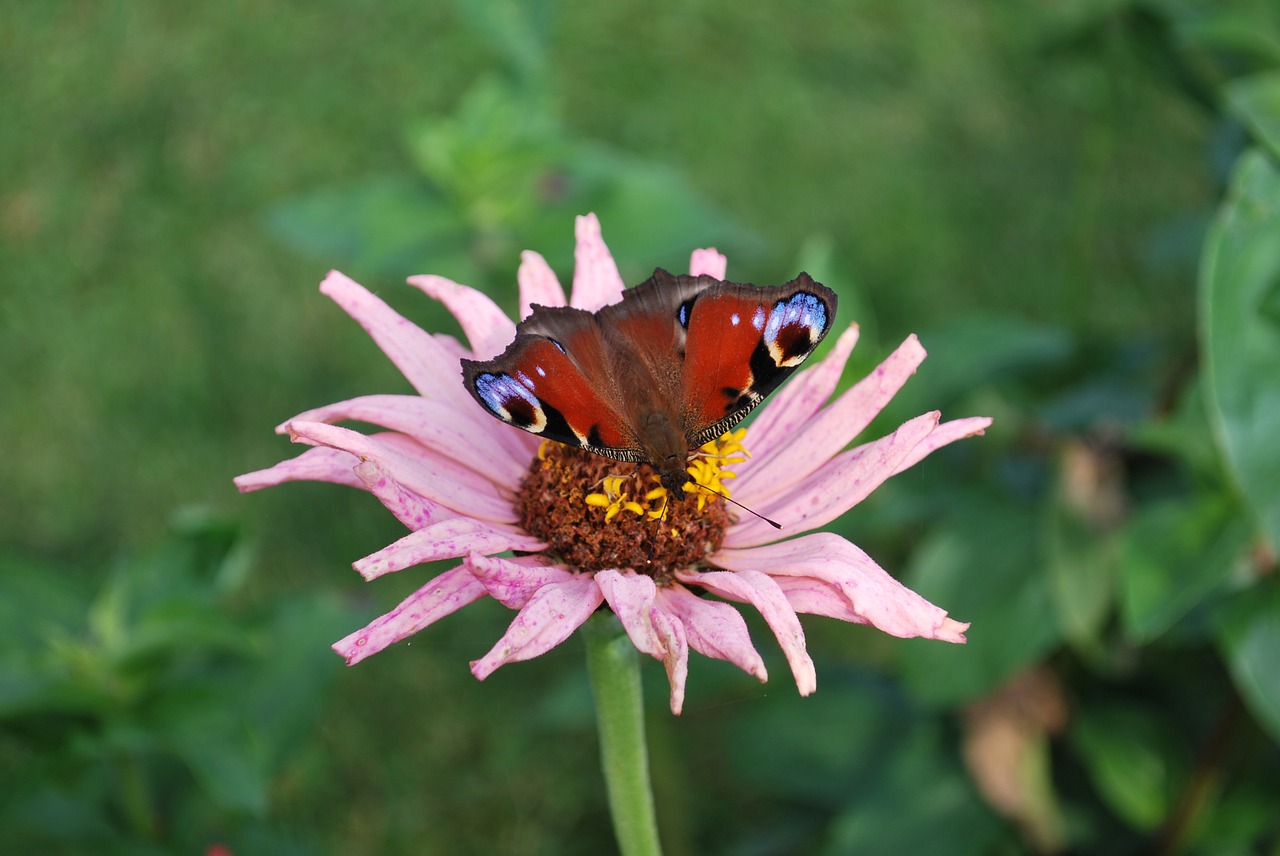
[407,274,516,361]
[655,584,767,684]
[286,420,518,523]
[649,608,689,715]
[688,248,727,279]
[518,250,566,319]
[235,445,366,492]
[332,565,487,664]
[353,459,453,530]
[738,335,927,504]
[677,568,815,695]
[745,324,859,456]
[319,271,472,408]
[595,570,664,658]
[769,575,865,622]
[283,394,529,489]
[728,411,940,548]
[353,517,545,581]
[464,552,575,609]
[470,575,604,679]
[570,213,625,311]
[713,531,968,642]
[891,416,993,475]
[595,569,689,714]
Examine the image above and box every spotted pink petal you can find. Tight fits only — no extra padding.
[714,531,968,642]
[677,568,816,695]
[470,575,604,680]
[745,324,859,455]
[407,274,516,361]
[689,247,727,279]
[518,250,567,319]
[353,517,544,581]
[738,335,927,503]
[654,583,768,684]
[332,565,488,664]
[320,271,471,408]
[769,575,865,622]
[570,213,625,311]
[284,394,528,490]
[286,420,517,523]
[464,553,576,609]
[892,416,993,475]
[353,459,452,531]
[234,445,366,493]
[729,411,940,548]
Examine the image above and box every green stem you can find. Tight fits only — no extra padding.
[582,613,664,856]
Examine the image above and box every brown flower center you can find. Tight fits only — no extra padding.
[516,436,745,582]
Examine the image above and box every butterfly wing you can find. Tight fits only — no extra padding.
[679,273,837,446]
[461,305,646,461]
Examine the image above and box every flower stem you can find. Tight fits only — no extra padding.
[582,613,664,856]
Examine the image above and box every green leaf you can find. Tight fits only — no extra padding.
[898,496,1060,706]
[1070,701,1186,831]
[1120,495,1251,642]
[1215,580,1280,744]
[821,721,1000,856]
[1199,149,1280,550]
[1226,71,1280,161]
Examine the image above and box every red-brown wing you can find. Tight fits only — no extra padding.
[461,306,643,459]
[681,274,837,445]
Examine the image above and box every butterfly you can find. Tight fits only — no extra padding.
[461,268,837,497]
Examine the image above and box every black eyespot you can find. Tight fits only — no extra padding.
[676,297,698,330]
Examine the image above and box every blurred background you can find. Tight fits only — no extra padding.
[3,1,1279,854]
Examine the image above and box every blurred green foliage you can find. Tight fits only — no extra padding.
[3,0,1280,854]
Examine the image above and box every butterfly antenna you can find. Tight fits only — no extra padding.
[693,483,781,529]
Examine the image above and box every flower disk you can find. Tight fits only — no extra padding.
[518,442,730,581]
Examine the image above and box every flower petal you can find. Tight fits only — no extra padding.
[713,531,968,642]
[406,274,516,361]
[649,608,689,715]
[518,250,567,319]
[353,459,453,530]
[286,420,518,523]
[728,411,940,548]
[595,569,689,714]
[892,416,993,475]
[332,565,487,665]
[738,334,927,504]
[570,213,625,311]
[353,517,545,580]
[744,324,859,456]
[595,569,663,657]
[284,394,528,489]
[655,584,768,684]
[464,553,575,609]
[688,247,727,279]
[234,445,366,492]
[320,271,471,407]
[470,575,604,679]
[677,568,815,695]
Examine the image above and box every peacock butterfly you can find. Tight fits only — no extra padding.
[461,268,837,496]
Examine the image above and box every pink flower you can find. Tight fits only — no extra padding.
[235,214,991,714]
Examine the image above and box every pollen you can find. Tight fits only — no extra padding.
[517,435,747,580]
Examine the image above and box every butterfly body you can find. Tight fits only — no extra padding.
[462,269,837,495]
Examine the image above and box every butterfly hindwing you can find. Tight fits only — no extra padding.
[680,273,837,445]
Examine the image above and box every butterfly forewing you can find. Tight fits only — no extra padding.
[681,274,836,446]
[461,308,645,460]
